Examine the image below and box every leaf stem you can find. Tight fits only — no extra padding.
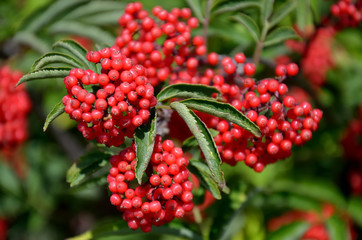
[203,0,213,48]
[253,21,269,66]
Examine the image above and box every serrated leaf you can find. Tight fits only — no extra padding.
[52,39,93,71]
[157,84,221,102]
[326,215,350,240]
[183,128,219,150]
[212,1,261,16]
[264,27,299,47]
[25,0,87,32]
[50,21,115,48]
[269,0,297,28]
[188,160,222,199]
[271,179,346,209]
[63,1,125,20]
[32,52,84,71]
[261,0,274,23]
[181,98,261,137]
[267,221,310,240]
[184,0,203,21]
[135,110,157,184]
[17,67,71,86]
[170,102,225,188]
[66,151,111,187]
[43,100,65,131]
[231,13,260,42]
[347,197,362,227]
[13,31,51,53]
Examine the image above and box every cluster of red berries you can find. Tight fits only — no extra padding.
[0,66,31,157]
[107,136,193,232]
[115,2,206,87]
[301,27,336,87]
[62,48,156,147]
[330,0,362,28]
[268,204,356,240]
[166,50,322,172]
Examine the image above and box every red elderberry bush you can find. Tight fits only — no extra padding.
[0,66,31,157]
[62,49,156,147]
[107,136,193,232]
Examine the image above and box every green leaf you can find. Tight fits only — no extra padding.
[52,39,92,70]
[184,0,203,21]
[134,110,157,184]
[347,197,362,227]
[261,0,274,23]
[183,128,219,150]
[264,27,299,47]
[269,0,297,28]
[326,215,350,240]
[43,100,65,131]
[156,83,221,102]
[63,1,125,20]
[13,31,51,53]
[188,160,222,199]
[17,67,71,86]
[231,13,260,42]
[181,98,261,137]
[66,151,111,187]
[25,0,87,32]
[0,161,22,197]
[79,11,123,26]
[296,0,310,30]
[32,52,84,71]
[271,179,346,209]
[267,221,310,240]
[50,21,115,47]
[212,1,261,16]
[170,102,225,188]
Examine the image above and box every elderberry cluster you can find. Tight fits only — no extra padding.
[0,66,31,157]
[107,136,193,232]
[63,49,156,147]
[330,0,362,28]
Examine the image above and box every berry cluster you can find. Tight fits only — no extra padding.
[268,204,356,240]
[107,136,193,232]
[330,0,362,28]
[301,27,336,87]
[166,50,322,172]
[0,66,31,157]
[62,49,156,147]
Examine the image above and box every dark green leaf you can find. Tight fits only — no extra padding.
[269,0,297,28]
[264,27,299,47]
[170,102,225,188]
[17,67,71,86]
[184,0,203,21]
[157,83,221,102]
[347,197,362,227]
[181,98,261,137]
[326,215,350,240]
[43,100,65,131]
[231,13,260,42]
[52,39,94,71]
[134,110,157,184]
[183,128,219,150]
[0,161,22,197]
[267,221,310,240]
[32,52,84,71]
[261,0,274,23]
[188,160,222,199]
[63,1,125,20]
[50,21,115,47]
[66,151,111,187]
[271,179,346,209]
[13,31,51,53]
[212,1,261,16]
[24,0,86,32]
